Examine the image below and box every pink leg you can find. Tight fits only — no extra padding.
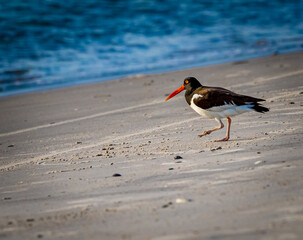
[215,117,231,142]
[199,119,224,138]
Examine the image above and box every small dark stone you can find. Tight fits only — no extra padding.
[112,173,121,177]
[210,147,222,151]
[174,155,183,160]
[26,218,35,222]
[76,141,82,144]
[257,152,261,154]
[96,154,102,156]
[175,161,182,163]
[2,197,11,200]
[169,168,174,170]
[162,202,173,208]
[289,101,295,104]
[37,234,44,238]
[8,145,14,148]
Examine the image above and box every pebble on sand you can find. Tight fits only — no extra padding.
[112,173,121,177]
[210,147,222,152]
[174,155,183,160]
[175,198,190,203]
[162,202,173,208]
[2,197,12,200]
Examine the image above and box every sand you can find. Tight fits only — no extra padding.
[0,52,303,240]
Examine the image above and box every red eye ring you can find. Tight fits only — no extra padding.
[185,80,189,84]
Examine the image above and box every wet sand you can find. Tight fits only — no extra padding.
[0,52,303,240]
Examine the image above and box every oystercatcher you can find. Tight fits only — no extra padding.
[165,77,269,141]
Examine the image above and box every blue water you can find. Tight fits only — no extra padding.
[1,0,303,96]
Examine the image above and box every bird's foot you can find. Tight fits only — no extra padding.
[214,136,229,142]
[199,130,212,138]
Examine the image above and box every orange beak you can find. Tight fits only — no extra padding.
[165,85,185,101]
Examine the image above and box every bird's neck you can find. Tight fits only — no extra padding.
[185,87,197,105]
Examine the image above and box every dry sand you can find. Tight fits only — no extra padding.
[0,52,303,240]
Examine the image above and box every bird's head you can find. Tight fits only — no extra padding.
[165,77,202,101]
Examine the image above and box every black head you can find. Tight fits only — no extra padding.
[183,77,202,92]
[165,77,202,102]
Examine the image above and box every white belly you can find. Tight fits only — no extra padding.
[190,95,254,119]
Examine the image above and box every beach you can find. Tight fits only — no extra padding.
[1,52,303,239]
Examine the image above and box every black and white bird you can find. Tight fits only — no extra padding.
[165,77,269,141]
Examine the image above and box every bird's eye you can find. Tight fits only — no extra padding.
[185,80,189,84]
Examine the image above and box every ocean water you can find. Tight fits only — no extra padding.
[1,0,303,96]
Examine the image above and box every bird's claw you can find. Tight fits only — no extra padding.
[214,137,229,142]
[198,130,211,138]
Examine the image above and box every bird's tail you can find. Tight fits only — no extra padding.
[252,104,269,113]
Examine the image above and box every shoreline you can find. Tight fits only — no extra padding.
[1,52,303,239]
[0,50,297,98]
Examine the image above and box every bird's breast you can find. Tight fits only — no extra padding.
[190,94,213,118]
